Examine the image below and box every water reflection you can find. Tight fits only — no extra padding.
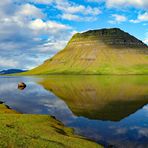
[39,75,148,121]
[0,76,148,147]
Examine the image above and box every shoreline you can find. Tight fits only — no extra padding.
[0,101,103,148]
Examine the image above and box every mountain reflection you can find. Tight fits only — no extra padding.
[39,75,148,121]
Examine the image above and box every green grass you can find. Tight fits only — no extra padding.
[21,45,148,75]
[0,103,102,148]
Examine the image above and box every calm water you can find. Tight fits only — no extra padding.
[0,75,148,148]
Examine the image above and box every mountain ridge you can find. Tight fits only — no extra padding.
[67,28,147,49]
[23,28,148,75]
[0,69,27,75]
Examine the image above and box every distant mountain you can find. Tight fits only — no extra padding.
[0,69,27,74]
[24,28,148,75]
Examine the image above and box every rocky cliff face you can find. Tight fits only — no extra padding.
[69,28,147,48]
[25,28,148,75]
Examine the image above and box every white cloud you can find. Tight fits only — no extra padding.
[138,12,148,21]
[57,3,84,14]
[29,0,102,16]
[56,1,101,15]
[55,0,101,21]
[29,19,46,30]
[25,0,101,22]
[0,58,19,68]
[130,12,148,23]
[86,0,148,9]
[18,3,44,18]
[0,0,12,7]
[30,0,53,4]
[60,13,97,22]
[106,0,148,9]
[109,14,127,24]
[85,6,101,15]
[61,13,81,21]
[33,30,77,53]
[36,40,68,52]
[29,19,70,32]
[86,0,101,2]
[0,0,73,70]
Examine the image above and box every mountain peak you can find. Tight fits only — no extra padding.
[81,28,122,35]
[69,28,147,48]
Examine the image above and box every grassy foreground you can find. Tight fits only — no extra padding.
[0,102,102,148]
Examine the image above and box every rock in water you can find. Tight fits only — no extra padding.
[24,28,148,75]
[18,82,26,90]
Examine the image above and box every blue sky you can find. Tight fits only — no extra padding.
[0,0,148,70]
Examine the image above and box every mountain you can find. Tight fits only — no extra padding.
[0,69,27,74]
[25,28,148,75]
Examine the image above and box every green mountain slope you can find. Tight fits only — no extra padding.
[25,28,148,75]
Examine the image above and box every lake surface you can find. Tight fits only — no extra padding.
[0,75,148,148]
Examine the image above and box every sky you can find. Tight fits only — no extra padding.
[0,0,148,70]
